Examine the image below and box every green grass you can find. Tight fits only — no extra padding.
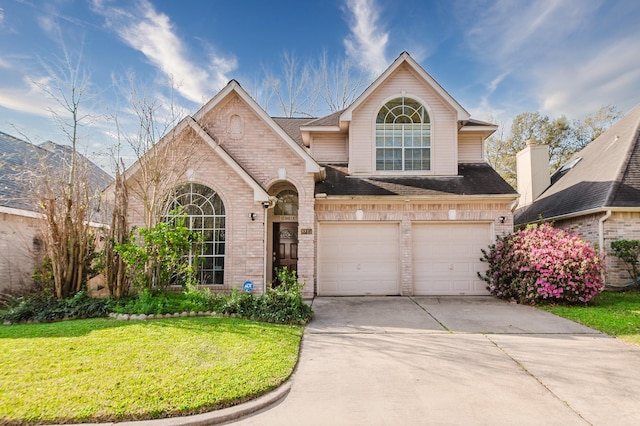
[542,291,640,345]
[0,317,303,425]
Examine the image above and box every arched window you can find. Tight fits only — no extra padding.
[163,183,225,285]
[274,189,298,216]
[376,97,431,171]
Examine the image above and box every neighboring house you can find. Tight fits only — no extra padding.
[0,131,112,294]
[123,52,518,297]
[515,104,640,286]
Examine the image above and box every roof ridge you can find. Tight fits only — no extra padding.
[604,104,640,206]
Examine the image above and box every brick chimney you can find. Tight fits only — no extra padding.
[516,139,550,207]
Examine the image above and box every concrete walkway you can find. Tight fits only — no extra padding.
[228,296,640,426]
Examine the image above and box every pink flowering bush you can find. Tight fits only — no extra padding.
[479,224,605,304]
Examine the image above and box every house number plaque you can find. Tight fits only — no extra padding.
[300,228,313,235]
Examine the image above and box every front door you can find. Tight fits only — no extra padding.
[273,222,298,283]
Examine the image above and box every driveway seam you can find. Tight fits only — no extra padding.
[408,296,451,332]
[484,334,593,425]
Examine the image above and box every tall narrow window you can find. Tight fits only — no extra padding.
[376,97,431,171]
[163,183,225,285]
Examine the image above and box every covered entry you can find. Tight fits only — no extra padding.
[412,222,492,295]
[317,223,400,296]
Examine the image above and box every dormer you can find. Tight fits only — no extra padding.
[338,52,472,176]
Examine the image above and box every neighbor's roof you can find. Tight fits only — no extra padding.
[316,163,518,198]
[0,131,113,212]
[515,104,640,225]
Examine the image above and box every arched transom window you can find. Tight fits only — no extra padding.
[163,183,225,285]
[274,189,298,216]
[376,97,431,171]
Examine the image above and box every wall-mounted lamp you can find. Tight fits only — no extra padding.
[249,212,257,221]
[498,216,506,223]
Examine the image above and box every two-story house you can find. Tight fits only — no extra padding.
[123,52,518,297]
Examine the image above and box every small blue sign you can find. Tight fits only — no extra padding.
[243,281,254,293]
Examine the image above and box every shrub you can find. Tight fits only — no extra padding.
[220,268,313,324]
[256,268,313,324]
[0,291,112,323]
[479,224,605,304]
[2,270,312,325]
[610,240,640,287]
[114,211,202,291]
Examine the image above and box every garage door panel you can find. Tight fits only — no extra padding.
[318,223,400,296]
[413,223,491,295]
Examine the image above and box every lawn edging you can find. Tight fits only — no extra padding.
[97,381,292,426]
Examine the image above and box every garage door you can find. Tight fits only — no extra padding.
[318,223,400,296]
[413,223,491,295]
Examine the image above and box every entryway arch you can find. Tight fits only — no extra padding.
[267,182,299,285]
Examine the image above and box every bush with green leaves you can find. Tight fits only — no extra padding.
[114,212,202,290]
[479,224,605,304]
[219,268,313,324]
[256,267,312,324]
[0,291,113,323]
[2,269,312,325]
[610,240,640,287]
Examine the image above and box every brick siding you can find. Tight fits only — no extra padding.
[0,211,45,293]
[555,211,640,287]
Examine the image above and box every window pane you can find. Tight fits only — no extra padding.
[405,148,431,171]
[162,183,225,285]
[376,98,431,171]
[376,148,402,170]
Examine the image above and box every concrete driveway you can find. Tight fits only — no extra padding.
[231,296,640,426]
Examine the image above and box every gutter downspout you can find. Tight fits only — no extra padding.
[262,197,277,294]
[598,210,612,253]
[599,210,612,284]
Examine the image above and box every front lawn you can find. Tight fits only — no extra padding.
[542,291,640,345]
[0,317,303,425]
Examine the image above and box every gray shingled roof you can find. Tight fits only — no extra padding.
[272,110,345,147]
[0,131,113,212]
[271,117,314,147]
[302,109,344,127]
[515,104,640,225]
[316,163,518,197]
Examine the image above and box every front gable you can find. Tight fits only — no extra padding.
[341,52,469,122]
[193,80,321,176]
[346,62,462,175]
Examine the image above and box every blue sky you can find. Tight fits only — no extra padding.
[1,0,640,169]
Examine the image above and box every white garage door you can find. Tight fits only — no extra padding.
[318,223,400,296]
[413,223,491,295]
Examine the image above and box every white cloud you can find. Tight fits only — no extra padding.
[459,0,640,119]
[92,0,236,104]
[536,36,640,118]
[37,14,57,34]
[343,0,389,76]
[0,76,59,118]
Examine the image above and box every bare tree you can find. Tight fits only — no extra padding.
[102,73,204,292]
[32,41,101,299]
[264,51,318,117]
[113,72,197,229]
[314,50,366,113]
[256,50,368,117]
[102,157,128,299]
